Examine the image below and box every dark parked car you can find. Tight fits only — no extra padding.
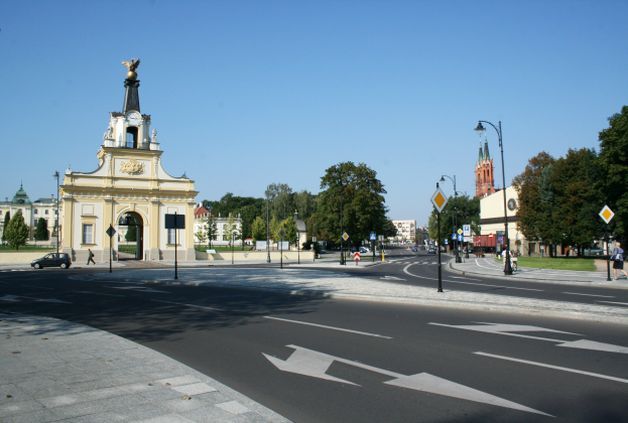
[31,253,72,269]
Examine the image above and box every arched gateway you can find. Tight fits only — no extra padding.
[60,59,197,263]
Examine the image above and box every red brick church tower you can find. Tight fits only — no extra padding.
[475,140,495,197]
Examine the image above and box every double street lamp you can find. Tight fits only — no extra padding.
[474,120,512,275]
[439,174,457,196]
[53,171,60,255]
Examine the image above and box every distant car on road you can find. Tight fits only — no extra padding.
[31,253,72,269]
[583,247,605,256]
[359,246,370,254]
[427,247,437,254]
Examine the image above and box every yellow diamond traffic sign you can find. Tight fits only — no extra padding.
[599,205,615,224]
[431,188,448,213]
[342,232,349,241]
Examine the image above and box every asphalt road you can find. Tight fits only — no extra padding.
[1,266,627,422]
[312,249,628,307]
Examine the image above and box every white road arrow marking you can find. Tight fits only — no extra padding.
[556,339,628,354]
[475,351,628,385]
[262,345,358,385]
[0,295,20,302]
[380,275,406,281]
[263,345,550,416]
[385,373,552,416]
[431,321,628,354]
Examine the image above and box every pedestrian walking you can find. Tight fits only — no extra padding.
[610,242,627,280]
[87,248,96,265]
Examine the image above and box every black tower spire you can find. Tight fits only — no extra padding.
[121,58,141,113]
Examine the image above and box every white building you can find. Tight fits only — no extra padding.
[478,186,528,255]
[391,219,416,244]
[193,205,242,247]
[60,60,197,263]
[0,185,60,241]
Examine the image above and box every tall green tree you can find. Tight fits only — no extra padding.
[34,217,49,241]
[513,152,556,243]
[548,148,605,253]
[598,105,628,243]
[206,213,217,248]
[2,211,10,243]
[251,216,266,242]
[265,183,295,221]
[315,162,388,246]
[4,209,29,250]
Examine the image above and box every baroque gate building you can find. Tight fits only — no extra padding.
[61,59,197,263]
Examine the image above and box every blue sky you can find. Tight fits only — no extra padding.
[1,0,626,226]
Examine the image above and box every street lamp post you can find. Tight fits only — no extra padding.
[266,197,271,263]
[294,210,300,265]
[53,171,60,255]
[439,174,457,196]
[231,231,236,265]
[475,120,512,275]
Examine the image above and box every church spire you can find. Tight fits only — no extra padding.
[483,139,491,161]
[122,58,141,113]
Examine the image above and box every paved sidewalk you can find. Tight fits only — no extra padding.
[448,255,628,287]
[0,313,290,423]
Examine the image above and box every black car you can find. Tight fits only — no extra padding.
[31,253,72,269]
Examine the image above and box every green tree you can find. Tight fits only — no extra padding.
[265,183,295,221]
[513,152,556,243]
[547,148,605,254]
[4,209,29,250]
[2,211,10,243]
[315,162,388,246]
[224,214,239,246]
[598,105,628,243]
[34,217,49,241]
[206,213,217,248]
[125,225,137,242]
[251,216,266,242]
[283,217,297,245]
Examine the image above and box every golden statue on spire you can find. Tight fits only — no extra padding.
[121,58,140,80]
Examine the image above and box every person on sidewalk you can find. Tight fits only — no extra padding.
[87,248,96,265]
[610,242,628,280]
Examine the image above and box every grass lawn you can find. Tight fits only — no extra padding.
[195,245,251,252]
[512,256,596,271]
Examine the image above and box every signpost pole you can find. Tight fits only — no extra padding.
[599,205,615,282]
[106,224,116,274]
[174,211,178,280]
[437,211,443,292]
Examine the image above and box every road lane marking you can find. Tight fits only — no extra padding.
[429,322,572,343]
[73,290,126,298]
[264,316,392,339]
[562,292,615,298]
[264,345,551,416]
[475,351,628,384]
[151,299,222,312]
[450,276,482,281]
[402,264,544,292]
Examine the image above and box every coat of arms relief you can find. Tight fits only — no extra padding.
[120,159,144,175]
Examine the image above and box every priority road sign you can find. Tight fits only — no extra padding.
[431,188,448,213]
[342,232,349,242]
[457,228,463,235]
[106,225,116,238]
[599,205,615,224]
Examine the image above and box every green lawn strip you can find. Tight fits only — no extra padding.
[500,256,596,271]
